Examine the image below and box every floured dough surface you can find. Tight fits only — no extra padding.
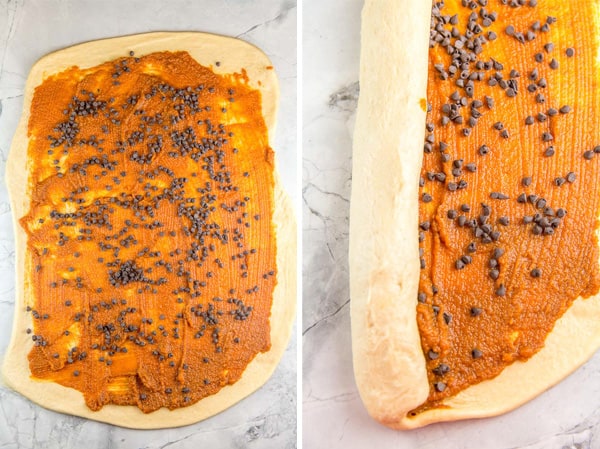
[2,32,296,429]
[350,0,600,429]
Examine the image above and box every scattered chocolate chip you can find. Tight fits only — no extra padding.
[434,381,447,392]
[433,363,450,376]
[559,105,571,114]
[470,307,482,317]
[498,216,510,226]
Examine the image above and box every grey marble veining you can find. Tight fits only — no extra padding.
[302,0,600,448]
[0,1,297,448]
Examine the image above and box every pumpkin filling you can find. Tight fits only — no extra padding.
[415,0,600,412]
[20,51,277,413]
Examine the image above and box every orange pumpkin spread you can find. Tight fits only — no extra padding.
[416,0,600,410]
[20,51,277,413]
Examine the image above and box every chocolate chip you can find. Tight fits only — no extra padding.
[443,312,452,325]
[559,105,571,114]
[434,382,447,392]
[470,307,482,317]
[433,364,450,376]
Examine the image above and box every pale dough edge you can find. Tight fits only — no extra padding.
[349,0,431,428]
[1,31,297,430]
[350,0,600,430]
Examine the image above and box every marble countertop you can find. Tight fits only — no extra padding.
[302,1,600,448]
[0,1,297,448]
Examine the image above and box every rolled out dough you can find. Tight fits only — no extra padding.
[2,31,296,430]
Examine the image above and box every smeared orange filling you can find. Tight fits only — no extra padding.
[21,51,277,413]
[416,0,600,410]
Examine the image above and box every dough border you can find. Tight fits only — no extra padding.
[2,31,296,429]
[350,0,600,429]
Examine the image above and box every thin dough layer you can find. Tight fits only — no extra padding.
[2,32,296,429]
[350,0,600,429]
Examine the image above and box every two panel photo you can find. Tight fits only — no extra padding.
[1,1,599,448]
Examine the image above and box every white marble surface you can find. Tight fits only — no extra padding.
[302,1,600,448]
[0,1,297,448]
